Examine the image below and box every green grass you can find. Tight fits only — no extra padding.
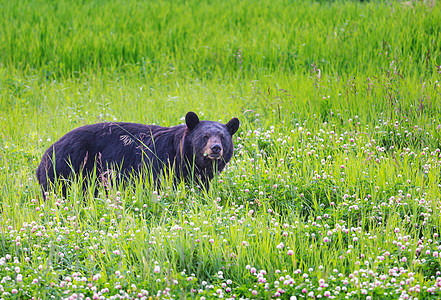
[1,0,441,299]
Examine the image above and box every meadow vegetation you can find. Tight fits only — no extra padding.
[1,0,441,299]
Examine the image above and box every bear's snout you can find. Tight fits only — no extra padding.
[203,138,224,160]
[211,144,222,154]
[206,143,223,159]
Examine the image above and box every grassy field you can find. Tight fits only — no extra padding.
[1,0,441,299]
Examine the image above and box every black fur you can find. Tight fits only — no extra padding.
[36,112,239,197]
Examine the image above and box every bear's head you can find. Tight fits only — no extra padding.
[184,111,239,171]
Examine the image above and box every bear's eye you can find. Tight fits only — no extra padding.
[203,135,209,141]
[219,134,224,140]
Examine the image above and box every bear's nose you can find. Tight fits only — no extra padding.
[211,144,222,154]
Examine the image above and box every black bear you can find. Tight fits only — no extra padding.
[36,112,239,197]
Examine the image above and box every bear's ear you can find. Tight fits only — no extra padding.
[185,111,200,131]
[226,118,240,135]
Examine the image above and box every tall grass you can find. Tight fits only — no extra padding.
[1,0,441,299]
[1,0,440,78]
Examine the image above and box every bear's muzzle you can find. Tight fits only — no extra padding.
[204,143,223,160]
